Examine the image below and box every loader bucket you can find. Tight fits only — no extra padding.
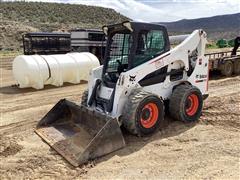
[35,99,125,167]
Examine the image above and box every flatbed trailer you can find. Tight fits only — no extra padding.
[205,50,240,76]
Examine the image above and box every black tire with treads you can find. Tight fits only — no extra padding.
[122,89,164,136]
[233,59,240,75]
[169,84,203,122]
[220,61,233,76]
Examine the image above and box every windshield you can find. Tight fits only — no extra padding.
[133,30,165,67]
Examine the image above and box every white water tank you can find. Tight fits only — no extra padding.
[13,52,100,89]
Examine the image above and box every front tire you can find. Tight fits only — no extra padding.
[122,90,164,136]
[169,84,203,122]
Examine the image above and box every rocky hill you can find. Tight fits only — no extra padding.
[160,13,240,40]
[0,2,239,51]
[0,1,130,51]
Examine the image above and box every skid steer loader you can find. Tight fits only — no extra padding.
[35,21,209,166]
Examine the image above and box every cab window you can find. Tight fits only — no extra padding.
[133,30,165,67]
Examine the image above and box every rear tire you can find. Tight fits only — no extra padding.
[81,90,88,106]
[169,84,203,122]
[233,60,240,75]
[220,61,233,76]
[122,89,164,136]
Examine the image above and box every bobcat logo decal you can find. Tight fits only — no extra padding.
[129,75,136,82]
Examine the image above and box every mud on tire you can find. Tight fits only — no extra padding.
[122,89,164,136]
[81,90,88,106]
[169,84,203,122]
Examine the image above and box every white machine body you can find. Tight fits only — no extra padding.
[87,30,209,121]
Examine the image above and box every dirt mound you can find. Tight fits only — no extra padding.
[0,136,23,157]
[201,93,240,129]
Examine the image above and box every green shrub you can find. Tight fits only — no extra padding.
[216,39,228,48]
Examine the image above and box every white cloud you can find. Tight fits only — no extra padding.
[4,0,240,22]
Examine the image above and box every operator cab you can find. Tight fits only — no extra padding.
[102,21,170,86]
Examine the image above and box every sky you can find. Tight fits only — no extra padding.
[4,0,240,22]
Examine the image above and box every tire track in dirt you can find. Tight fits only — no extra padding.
[0,66,87,136]
[0,84,87,113]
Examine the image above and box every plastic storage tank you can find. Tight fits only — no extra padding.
[13,52,100,89]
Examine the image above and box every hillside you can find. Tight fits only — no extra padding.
[0,2,239,51]
[160,13,240,40]
[0,1,130,51]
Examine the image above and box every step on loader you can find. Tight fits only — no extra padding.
[35,21,209,166]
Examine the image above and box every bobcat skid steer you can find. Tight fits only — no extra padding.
[35,21,209,166]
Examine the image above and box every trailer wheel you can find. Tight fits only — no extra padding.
[122,89,164,136]
[233,60,240,75]
[81,90,88,106]
[220,61,233,76]
[169,84,203,122]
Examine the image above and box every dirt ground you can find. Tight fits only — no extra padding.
[0,57,239,179]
